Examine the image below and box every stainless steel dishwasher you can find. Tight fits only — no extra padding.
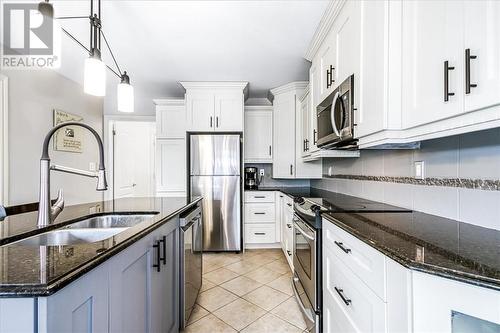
[179,205,203,329]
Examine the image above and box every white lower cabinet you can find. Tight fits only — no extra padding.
[244,191,278,246]
[245,224,276,244]
[281,195,294,269]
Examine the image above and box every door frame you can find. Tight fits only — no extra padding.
[0,75,9,206]
[103,115,155,201]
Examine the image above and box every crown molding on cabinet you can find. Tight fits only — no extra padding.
[299,83,310,102]
[304,0,347,61]
[153,98,185,106]
[179,81,249,100]
[269,81,309,97]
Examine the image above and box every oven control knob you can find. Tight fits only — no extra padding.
[310,205,321,213]
[294,197,305,204]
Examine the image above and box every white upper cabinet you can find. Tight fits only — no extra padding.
[300,88,311,158]
[272,89,297,179]
[463,0,500,113]
[401,0,464,128]
[215,92,244,131]
[181,82,247,132]
[154,99,186,138]
[319,38,336,102]
[244,106,273,163]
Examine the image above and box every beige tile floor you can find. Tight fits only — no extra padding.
[183,249,308,333]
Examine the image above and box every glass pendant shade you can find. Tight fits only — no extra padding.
[117,72,134,113]
[84,56,106,96]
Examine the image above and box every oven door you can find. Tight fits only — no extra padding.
[293,214,316,306]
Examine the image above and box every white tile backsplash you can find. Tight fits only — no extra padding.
[458,188,500,230]
[383,182,413,209]
[412,185,459,220]
[458,128,500,179]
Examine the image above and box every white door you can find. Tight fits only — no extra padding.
[214,92,244,131]
[463,0,500,113]
[244,109,273,163]
[272,94,296,178]
[401,1,464,128]
[186,92,214,132]
[113,121,155,199]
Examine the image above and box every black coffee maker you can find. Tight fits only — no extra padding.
[244,167,259,190]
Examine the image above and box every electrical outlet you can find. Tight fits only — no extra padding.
[89,162,96,172]
[414,161,425,180]
[259,169,265,176]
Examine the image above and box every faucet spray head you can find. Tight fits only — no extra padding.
[96,169,108,191]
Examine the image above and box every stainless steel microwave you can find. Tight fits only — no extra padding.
[316,75,355,149]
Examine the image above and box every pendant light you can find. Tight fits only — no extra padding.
[117,72,134,113]
[38,0,134,112]
[84,50,106,96]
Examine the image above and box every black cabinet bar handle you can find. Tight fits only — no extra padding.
[216,116,219,128]
[306,139,309,151]
[287,203,292,207]
[159,236,166,265]
[326,68,331,89]
[313,129,317,145]
[334,241,351,254]
[254,196,265,198]
[287,223,292,228]
[444,61,455,102]
[210,116,213,128]
[290,164,293,175]
[334,287,352,306]
[153,241,161,272]
[329,65,335,87]
[254,232,266,235]
[269,145,272,156]
[254,212,266,215]
[465,48,477,94]
[287,250,292,256]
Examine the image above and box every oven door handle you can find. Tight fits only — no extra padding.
[292,275,316,325]
[293,220,315,241]
[330,91,341,137]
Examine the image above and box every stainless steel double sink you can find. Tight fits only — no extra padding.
[9,214,157,247]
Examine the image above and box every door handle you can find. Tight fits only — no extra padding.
[159,235,166,265]
[444,61,455,102]
[334,287,352,306]
[152,240,161,272]
[465,48,477,94]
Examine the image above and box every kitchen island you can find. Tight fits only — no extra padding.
[0,196,201,332]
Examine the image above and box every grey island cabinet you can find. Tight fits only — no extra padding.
[0,196,200,333]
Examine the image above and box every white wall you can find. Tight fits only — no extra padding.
[312,128,500,230]
[2,69,104,206]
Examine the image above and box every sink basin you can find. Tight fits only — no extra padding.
[11,228,128,247]
[67,214,157,229]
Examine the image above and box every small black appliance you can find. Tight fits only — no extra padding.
[244,167,259,190]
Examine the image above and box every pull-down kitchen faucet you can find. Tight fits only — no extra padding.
[37,122,107,227]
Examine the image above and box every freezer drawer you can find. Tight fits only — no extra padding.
[190,175,241,251]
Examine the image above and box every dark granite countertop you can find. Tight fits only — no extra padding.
[322,206,500,291]
[0,196,201,297]
[249,186,500,290]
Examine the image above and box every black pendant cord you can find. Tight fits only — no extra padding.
[100,29,123,77]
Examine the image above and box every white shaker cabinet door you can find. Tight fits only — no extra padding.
[272,94,296,179]
[156,139,187,195]
[401,0,464,128]
[186,92,215,132]
[214,92,244,131]
[156,104,186,139]
[463,0,500,113]
[244,108,273,163]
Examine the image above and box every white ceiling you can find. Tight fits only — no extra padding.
[51,1,329,115]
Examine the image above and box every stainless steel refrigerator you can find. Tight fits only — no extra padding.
[189,134,241,251]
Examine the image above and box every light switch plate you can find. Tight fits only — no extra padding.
[259,169,265,176]
[414,161,425,180]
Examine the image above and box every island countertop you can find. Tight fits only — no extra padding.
[0,196,201,297]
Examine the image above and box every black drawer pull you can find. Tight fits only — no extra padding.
[465,48,477,94]
[159,236,166,265]
[254,212,266,215]
[287,224,292,228]
[254,232,266,235]
[334,241,351,254]
[287,250,292,256]
[253,196,265,199]
[287,203,292,207]
[444,60,455,102]
[152,241,161,272]
[334,287,352,306]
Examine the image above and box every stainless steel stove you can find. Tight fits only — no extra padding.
[291,192,411,333]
